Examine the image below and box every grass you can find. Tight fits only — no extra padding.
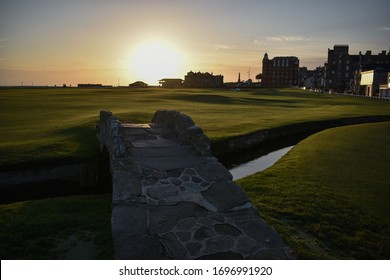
[237,121,390,259]
[0,87,389,259]
[1,87,389,170]
[0,194,112,259]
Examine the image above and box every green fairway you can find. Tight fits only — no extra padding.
[0,87,389,170]
[237,121,390,259]
[0,88,389,259]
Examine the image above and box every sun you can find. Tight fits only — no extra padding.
[129,39,184,85]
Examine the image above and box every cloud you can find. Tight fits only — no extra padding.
[254,35,313,44]
[377,26,390,31]
[214,44,237,50]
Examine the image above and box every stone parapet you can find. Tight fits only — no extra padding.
[97,110,295,260]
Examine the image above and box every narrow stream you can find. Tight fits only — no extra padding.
[228,146,294,180]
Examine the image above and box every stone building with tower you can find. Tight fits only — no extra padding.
[261,53,299,86]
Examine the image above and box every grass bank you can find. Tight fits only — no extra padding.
[237,121,390,259]
[1,87,389,170]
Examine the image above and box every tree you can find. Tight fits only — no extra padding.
[255,73,262,81]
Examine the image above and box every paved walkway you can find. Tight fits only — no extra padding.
[97,110,295,259]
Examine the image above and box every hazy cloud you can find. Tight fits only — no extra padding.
[254,35,313,44]
[214,44,237,50]
[377,26,390,31]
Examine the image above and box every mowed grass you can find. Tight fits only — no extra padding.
[237,122,390,259]
[0,194,112,259]
[1,87,389,170]
[0,88,389,259]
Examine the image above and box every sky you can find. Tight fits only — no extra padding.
[1,0,389,86]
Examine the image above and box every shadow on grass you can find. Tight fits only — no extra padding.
[165,93,302,108]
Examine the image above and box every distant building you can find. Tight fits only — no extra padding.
[77,83,112,88]
[261,53,299,86]
[379,73,390,98]
[359,69,390,97]
[184,71,224,88]
[158,78,184,88]
[129,81,148,88]
[324,45,390,93]
[323,45,351,92]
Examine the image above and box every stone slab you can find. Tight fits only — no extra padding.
[121,124,151,129]
[131,138,180,148]
[202,181,249,212]
[130,146,190,158]
[137,155,203,170]
[150,202,207,234]
[112,205,147,238]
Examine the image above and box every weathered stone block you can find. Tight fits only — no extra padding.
[194,226,214,240]
[202,181,249,212]
[196,162,233,182]
[186,242,203,257]
[214,223,242,236]
[112,205,147,238]
[146,184,179,200]
[236,236,261,255]
[162,232,187,259]
[176,218,196,230]
[176,231,192,242]
[150,203,207,234]
[204,236,235,254]
[187,125,211,155]
[112,170,141,200]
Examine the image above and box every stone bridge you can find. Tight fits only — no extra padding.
[96,110,295,260]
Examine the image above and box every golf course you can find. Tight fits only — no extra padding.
[0,87,389,259]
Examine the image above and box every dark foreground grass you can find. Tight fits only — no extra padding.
[0,194,112,259]
[237,122,390,259]
[1,87,389,170]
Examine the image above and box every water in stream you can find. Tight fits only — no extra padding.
[228,146,294,180]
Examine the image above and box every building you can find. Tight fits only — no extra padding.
[261,53,299,86]
[323,45,352,92]
[158,78,184,88]
[324,45,390,93]
[77,83,112,88]
[379,73,390,98]
[184,71,224,88]
[129,81,148,88]
[360,69,390,97]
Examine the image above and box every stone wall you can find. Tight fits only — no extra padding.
[97,110,295,260]
[152,110,212,156]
